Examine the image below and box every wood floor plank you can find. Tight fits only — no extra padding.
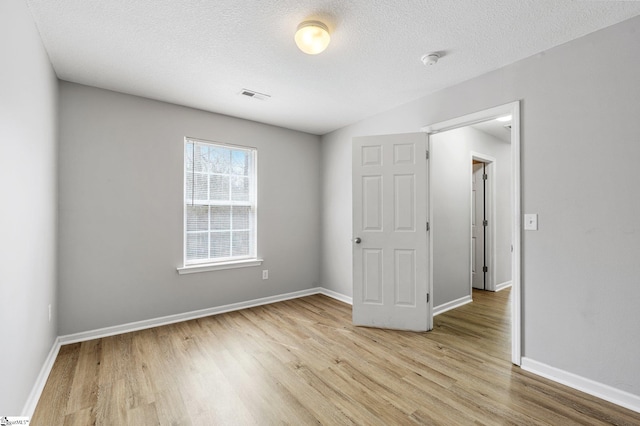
[65,338,100,415]
[31,343,80,425]
[125,402,160,426]
[94,379,128,425]
[32,289,640,425]
[62,407,93,426]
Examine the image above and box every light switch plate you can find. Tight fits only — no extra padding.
[524,214,538,231]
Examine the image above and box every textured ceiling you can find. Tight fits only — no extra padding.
[25,0,640,135]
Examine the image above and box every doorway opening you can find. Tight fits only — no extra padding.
[423,101,521,365]
[350,102,521,365]
[472,156,493,292]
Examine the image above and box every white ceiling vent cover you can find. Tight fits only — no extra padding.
[239,89,271,101]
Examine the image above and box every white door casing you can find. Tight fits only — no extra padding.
[471,153,496,292]
[472,162,485,290]
[352,133,430,331]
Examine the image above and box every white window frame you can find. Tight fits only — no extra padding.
[177,137,262,274]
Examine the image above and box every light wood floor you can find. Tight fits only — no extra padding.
[33,289,640,425]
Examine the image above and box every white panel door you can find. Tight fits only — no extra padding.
[352,133,430,331]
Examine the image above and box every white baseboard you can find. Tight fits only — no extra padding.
[521,357,640,414]
[58,287,352,345]
[22,337,61,417]
[26,290,640,417]
[60,287,327,345]
[27,286,350,417]
[317,287,353,305]
[433,294,473,316]
[496,281,512,292]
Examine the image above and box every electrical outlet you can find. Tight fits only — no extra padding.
[48,304,52,322]
[262,270,269,280]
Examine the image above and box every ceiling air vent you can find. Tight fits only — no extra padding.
[239,89,271,101]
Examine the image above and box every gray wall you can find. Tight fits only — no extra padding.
[432,128,472,306]
[58,82,321,335]
[320,16,640,396]
[431,126,511,306]
[0,0,59,414]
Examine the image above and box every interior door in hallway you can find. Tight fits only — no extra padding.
[472,161,486,290]
[352,133,430,331]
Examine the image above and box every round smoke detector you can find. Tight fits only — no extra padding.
[421,53,440,66]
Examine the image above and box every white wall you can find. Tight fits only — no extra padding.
[320,16,640,397]
[431,126,511,306]
[0,0,59,414]
[58,82,321,335]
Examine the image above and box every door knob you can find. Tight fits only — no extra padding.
[354,237,361,244]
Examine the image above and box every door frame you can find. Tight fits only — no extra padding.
[422,101,521,366]
[470,153,496,292]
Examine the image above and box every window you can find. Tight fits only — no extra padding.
[182,138,257,268]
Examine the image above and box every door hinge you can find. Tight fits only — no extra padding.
[427,293,430,303]
[483,219,488,227]
[426,150,429,160]
[483,266,488,273]
[426,222,430,231]
[483,173,488,180]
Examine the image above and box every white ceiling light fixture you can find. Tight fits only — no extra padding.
[295,20,331,55]
[496,115,513,122]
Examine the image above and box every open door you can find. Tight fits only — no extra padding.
[472,161,486,290]
[352,133,430,331]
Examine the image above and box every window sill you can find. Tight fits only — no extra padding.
[177,258,263,275]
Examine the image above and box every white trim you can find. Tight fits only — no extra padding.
[511,102,522,366]
[470,152,497,292]
[433,295,473,316]
[26,288,640,417]
[317,287,353,305]
[22,337,61,417]
[58,287,351,345]
[496,280,512,291]
[427,135,434,330]
[423,101,521,366]
[182,137,259,269]
[27,287,351,416]
[421,104,517,134]
[521,357,640,414]
[177,258,263,274]
[60,287,315,344]
[185,136,258,151]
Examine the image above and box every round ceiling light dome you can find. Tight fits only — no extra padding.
[295,21,330,55]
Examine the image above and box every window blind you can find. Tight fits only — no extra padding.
[184,138,257,265]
